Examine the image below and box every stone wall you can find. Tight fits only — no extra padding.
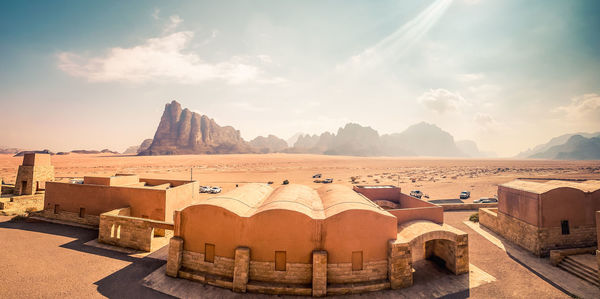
[387,240,413,289]
[14,165,54,196]
[39,208,100,226]
[440,202,498,211]
[326,260,388,284]
[98,207,174,252]
[0,193,44,214]
[249,260,312,284]
[181,250,235,278]
[479,207,596,256]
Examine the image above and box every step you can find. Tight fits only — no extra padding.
[246,280,312,296]
[558,262,599,287]
[563,256,598,276]
[327,279,390,295]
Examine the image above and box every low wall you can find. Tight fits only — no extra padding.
[39,208,100,226]
[388,206,443,225]
[549,247,597,266]
[0,193,44,214]
[98,207,174,252]
[440,203,498,211]
[167,239,415,296]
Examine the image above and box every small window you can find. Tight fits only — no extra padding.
[79,207,86,218]
[352,251,363,271]
[205,243,215,263]
[275,251,286,271]
[54,204,59,214]
[116,225,121,239]
[111,224,115,238]
[561,220,570,235]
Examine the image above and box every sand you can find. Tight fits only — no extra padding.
[2,153,599,202]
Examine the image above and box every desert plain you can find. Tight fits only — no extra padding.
[2,153,600,202]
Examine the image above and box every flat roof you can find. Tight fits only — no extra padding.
[355,185,398,189]
[500,179,600,194]
[200,183,393,219]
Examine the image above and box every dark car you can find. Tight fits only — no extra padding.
[459,191,470,199]
[312,174,322,178]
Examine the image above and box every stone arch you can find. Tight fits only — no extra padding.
[399,221,469,275]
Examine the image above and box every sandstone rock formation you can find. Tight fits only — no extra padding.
[122,139,153,154]
[139,101,254,155]
[249,135,288,153]
[530,135,600,160]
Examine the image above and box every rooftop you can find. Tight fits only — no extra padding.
[199,183,393,219]
[500,179,600,194]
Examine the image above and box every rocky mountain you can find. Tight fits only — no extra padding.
[14,149,54,156]
[249,135,288,153]
[287,122,475,157]
[122,138,153,154]
[139,101,254,155]
[516,132,600,158]
[0,147,22,155]
[286,133,303,147]
[530,135,600,160]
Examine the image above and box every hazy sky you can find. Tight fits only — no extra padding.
[1,0,599,156]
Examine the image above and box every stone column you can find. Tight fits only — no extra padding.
[388,240,413,289]
[233,247,250,293]
[312,250,327,297]
[454,234,469,275]
[166,237,184,277]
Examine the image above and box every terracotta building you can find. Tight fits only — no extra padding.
[166,184,468,296]
[41,174,198,251]
[480,179,600,256]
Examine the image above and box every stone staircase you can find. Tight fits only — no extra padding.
[557,256,599,287]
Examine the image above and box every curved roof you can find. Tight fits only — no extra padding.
[500,179,600,194]
[192,183,393,219]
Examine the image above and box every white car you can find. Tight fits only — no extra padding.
[410,190,423,198]
[200,186,211,193]
[210,186,221,194]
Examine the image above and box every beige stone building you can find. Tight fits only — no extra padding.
[480,179,600,256]
[0,153,53,214]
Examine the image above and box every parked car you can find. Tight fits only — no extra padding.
[200,186,211,193]
[459,191,471,199]
[475,197,497,203]
[410,190,423,198]
[312,174,322,178]
[323,178,333,184]
[209,186,221,194]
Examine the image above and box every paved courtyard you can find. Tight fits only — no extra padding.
[0,212,575,298]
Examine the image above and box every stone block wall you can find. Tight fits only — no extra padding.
[312,251,327,296]
[387,240,413,289]
[428,235,469,275]
[0,193,44,214]
[480,207,597,256]
[181,250,235,278]
[249,260,312,284]
[39,208,100,226]
[233,247,250,292]
[15,165,54,195]
[326,260,388,284]
[98,207,174,252]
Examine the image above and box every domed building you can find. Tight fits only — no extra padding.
[166,183,469,296]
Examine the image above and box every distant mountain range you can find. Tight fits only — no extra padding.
[516,132,600,158]
[529,134,600,160]
[121,101,496,157]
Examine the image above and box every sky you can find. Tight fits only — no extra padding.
[1,0,599,156]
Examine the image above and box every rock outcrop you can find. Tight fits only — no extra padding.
[139,101,253,155]
[530,135,600,160]
[249,135,288,153]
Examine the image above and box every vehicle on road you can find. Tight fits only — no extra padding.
[209,186,221,194]
[475,197,497,203]
[459,191,471,199]
[410,190,423,198]
[312,174,322,178]
[323,178,333,184]
[200,186,211,193]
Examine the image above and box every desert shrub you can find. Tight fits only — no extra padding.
[9,215,28,222]
[469,213,479,223]
[25,207,37,213]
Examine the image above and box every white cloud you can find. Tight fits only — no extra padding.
[418,88,467,114]
[164,15,183,33]
[151,8,160,20]
[57,18,283,85]
[555,93,600,122]
[456,73,484,82]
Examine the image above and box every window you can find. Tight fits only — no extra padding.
[54,204,59,214]
[561,220,570,235]
[79,208,86,218]
[205,243,215,263]
[352,251,363,271]
[275,251,286,271]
